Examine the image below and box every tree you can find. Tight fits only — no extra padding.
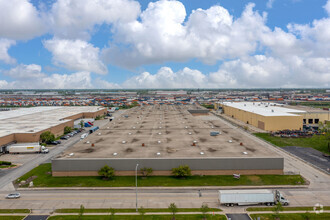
[95,115,102,120]
[200,203,209,219]
[139,206,146,219]
[40,131,55,144]
[273,202,283,219]
[64,126,72,134]
[80,120,84,129]
[78,204,84,220]
[140,167,153,177]
[172,165,191,178]
[168,203,178,220]
[98,165,115,180]
[108,207,115,220]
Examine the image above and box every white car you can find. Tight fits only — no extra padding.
[6,193,20,199]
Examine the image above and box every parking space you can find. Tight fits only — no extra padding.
[227,213,251,220]
[282,146,330,174]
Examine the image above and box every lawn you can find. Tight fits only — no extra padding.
[48,214,226,220]
[254,133,329,154]
[0,217,25,220]
[0,209,30,214]
[0,164,16,168]
[250,213,330,220]
[16,164,305,187]
[246,206,330,212]
[55,208,221,213]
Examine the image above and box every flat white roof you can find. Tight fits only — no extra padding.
[0,106,105,139]
[220,102,306,117]
[219,189,273,194]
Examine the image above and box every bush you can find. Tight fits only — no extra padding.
[98,165,115,179]
[172,165,191,178]
[40,131,55,143]
[64,126,72,134]
[0,161,12,165]
[140,167,153,177]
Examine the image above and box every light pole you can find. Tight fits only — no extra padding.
[135,163,139,212]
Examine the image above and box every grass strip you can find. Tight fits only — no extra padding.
[254,133,329,154]
[48,214,226,220]
[55,208,221,213]
[0,217,25,220]
[250,213,330,220]
[0,209,30,214]
[247,206,330,212]
[16,164,305,188]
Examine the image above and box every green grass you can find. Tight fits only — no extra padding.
[298,101,330,109]
[16,164,305,187]
[48,214,226,220]
[247,206,330,212]
[250,213,330,220]
[55,208,221,213]
[0,217,25,220]
[0,164,16,168]
[0,209,30,214]
[254,133,329,154]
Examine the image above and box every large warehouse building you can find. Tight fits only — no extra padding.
[52,105,284,176]
[0,106,107,147]
[215,102,329,131]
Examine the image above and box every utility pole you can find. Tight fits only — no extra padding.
[135,163,139,212]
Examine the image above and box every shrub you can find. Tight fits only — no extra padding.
[0,161,12,165]
[172,165,191,178]
[40,131,55,143]
[64,126,72,134]
[78,204,84,220]
[98,165,115,180]
[201,203,209,219]
[140,167,153,177]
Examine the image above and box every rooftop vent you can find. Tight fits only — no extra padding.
[243,152,248,155]
[200,152,205,155]
[158,132,162,135]
[156,152,161,156]
[122,141,126,144]
[158,140,161,144]
[228,140,233,143]
[271,109,274,112]
[113,152,118,156]
[188,132,192,135]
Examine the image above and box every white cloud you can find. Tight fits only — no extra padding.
[324,0,330,15]
[103,1,268,68]
[122,67,207,88]
[49,0,141,39]
[0,64,93,89]
[93,78,121,89]
[266,0,275,9]
[0,38,16,64]
[3,64,46,79]
[0,0,46,40]
[44,38,107,74]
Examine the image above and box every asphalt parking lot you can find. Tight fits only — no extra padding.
[24,215,49,220]
[282,146,330,174]
[227,213,251,220]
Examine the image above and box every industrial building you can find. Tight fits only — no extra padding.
[0,106,107,147]
[52,105,284,176]
[215,102,329,131]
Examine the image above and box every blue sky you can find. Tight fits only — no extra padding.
[0,0,329,89]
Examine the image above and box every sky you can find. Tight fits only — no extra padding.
[0,0,329,89]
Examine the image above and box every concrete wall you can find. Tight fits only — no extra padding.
[52,157,284,176]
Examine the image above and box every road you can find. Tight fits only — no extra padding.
[0,110,329,214]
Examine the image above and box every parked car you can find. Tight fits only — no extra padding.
[6,193,20,199]
[48,141,58,145]
[60,136,69,140]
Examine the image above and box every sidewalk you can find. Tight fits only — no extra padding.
[17,184,308,191]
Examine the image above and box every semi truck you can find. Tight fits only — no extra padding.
[6,143,49,154]
[219,189,289,206]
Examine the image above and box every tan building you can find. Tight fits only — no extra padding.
[0,106,107,146]
[215,102,330,131]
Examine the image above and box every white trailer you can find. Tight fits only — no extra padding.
[7,143,49,154]
[219,189,289,206]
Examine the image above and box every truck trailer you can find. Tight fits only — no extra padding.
[6,143,49,154]
[219,189,289,206]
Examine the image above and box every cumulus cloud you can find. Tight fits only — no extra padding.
[123,67,207,88]
[324,0,330,15]
[0,0,46,40]
[103,1,267,68]
[0,38,16,64]
[3,64,46,79]
[49,0,141,39]
[266,0,275,9]
[44,38,107,74]
[0,64,93,89]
